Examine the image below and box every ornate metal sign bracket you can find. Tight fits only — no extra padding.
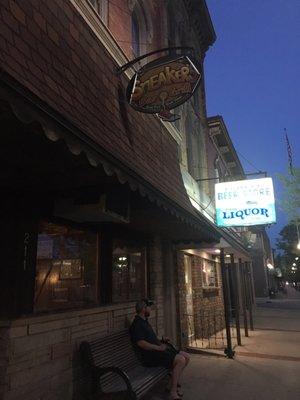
[116,46,195,75]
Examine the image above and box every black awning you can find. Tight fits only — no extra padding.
[0,71,221,243]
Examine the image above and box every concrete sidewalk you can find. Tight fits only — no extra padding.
[146,289,300,400]
[235,294,300,361]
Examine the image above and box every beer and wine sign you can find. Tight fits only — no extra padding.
[215,178,276,227]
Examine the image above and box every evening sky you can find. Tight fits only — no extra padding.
[205,0,300,246]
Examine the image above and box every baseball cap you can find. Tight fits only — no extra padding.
[135,298,154,313]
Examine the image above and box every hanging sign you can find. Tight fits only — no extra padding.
[215,178,276,227]
[126,55,201,114]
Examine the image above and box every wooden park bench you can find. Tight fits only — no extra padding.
[80,329,169,399]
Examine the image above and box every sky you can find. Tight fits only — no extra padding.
[204,0,300,246]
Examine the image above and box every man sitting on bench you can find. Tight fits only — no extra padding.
[130,299,190,400]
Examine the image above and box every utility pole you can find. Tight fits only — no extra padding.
[220,248,235,358]
[231,254,241,346]
[244,262,254,331]
[239,258,249,337]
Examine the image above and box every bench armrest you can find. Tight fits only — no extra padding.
[93,366,133,394]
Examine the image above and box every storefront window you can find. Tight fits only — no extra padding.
[112,244,146,303]
[34,222,98,312]
[202,259,218,288]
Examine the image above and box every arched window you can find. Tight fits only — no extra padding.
[132,11,140,56]
[130,1,153,57]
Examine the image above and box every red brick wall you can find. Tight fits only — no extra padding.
[176,251,225,346]
[108,0,167,61]
[0,0,192,213]
[108,0,132,58]
[191,255,225,339]
[175,251,189,347]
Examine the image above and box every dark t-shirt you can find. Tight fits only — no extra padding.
[129,315,161,363]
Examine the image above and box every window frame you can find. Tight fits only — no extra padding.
[87,0,108,25]
[33,219,100,313]
[4,214,150,318]
[130,1,153,57]
[111,240,148,304]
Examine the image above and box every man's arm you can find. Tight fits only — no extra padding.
[137,340,167,352]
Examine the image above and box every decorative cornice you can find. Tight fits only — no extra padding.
[207,115,245,176]
[183,0,216,53]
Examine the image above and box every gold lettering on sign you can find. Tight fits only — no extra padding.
[128,56,201,113]
[131,65,196,102]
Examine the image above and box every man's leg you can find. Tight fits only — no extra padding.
[170,354,186,399]
[179,350,190,367]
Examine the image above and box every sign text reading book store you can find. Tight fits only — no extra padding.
[127,55,201,113]
[215,178,276,227]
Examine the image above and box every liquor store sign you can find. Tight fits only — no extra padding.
[215,178,276,227]
[126,56,201,113]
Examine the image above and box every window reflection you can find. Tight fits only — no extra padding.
[34,222,98,312]
[112,244,146,303]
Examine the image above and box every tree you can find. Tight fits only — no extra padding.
[278,166,300,221]
[276,223,300,283]
[276,223,299,255]
[275,166,300,284]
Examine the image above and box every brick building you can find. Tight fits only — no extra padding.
[250,228,275,297]
[175,115,255,348]
[0,1,260,399]
[0,1,224,399]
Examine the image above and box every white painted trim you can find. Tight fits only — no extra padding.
[70,0,135,78]
[161,121,182,144]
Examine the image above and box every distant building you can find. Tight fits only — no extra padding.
[250,228,275,297]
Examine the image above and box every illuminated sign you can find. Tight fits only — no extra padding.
[215,178,276,227]
[126,55,201,114]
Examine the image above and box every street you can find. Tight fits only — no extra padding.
[148,287,300,400]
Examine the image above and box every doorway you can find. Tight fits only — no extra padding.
[184,254,195,345]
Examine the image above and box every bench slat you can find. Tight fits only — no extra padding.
[100,366,166,393]
[80,329,169,400]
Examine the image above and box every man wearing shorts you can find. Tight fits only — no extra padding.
[130,299,190,400]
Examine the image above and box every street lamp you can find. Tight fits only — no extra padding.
[297,224,300,250]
